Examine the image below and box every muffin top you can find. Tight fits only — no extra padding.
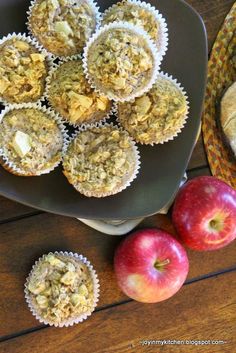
[27,253,95,324]
[86,26,156,101]
[0,108,64,174]
[29,0,98,57]
[47,59,112,125]
[118,76,188,144]
[102,1,160,44]
[63,125,137,196]
[0,37,47,104]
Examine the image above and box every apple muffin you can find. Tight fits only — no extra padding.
[25,252,99,326]
[84,23,159,101]
[46,59,112,125]
[0,106,66,176]
[28,0,99,57]
[63,125,140,197]
[0,36,48,104]
[102,0,168,55]
[117,75,188,144]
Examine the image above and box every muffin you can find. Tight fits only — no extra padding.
[63,124,140,197]
[117,74,188,144]
[0,105,67,176]
[25,252,99,327]
[0,34,48,104]
[220,82,236,157]
[46,58,112,126]
[28,0,99,57]
[84,22,159,102]
[102,0,168,56]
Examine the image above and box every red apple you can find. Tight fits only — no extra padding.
[172,176,236,251]
[114,229,189,303]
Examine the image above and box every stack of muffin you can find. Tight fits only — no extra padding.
[0,0,189,197]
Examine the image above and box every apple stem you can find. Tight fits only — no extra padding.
[154,259,170,271]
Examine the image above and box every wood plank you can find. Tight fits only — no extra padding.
[187,0,235,52]
[1,271,235,353]
[0,212,235,337]
[0,196,38,223]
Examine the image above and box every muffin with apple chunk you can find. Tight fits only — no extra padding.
[28,0,99,57]
[47,58,112,125]
[0,36,48,104]
[0,106,66,176]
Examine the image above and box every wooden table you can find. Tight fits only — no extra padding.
[0,1,236,352]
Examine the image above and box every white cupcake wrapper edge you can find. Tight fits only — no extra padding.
[114,71,190,145]
[0,32,53,105]
[101,0,169,57]
[83,21,162,103]
[26,0,102,60]
[0,103,69,176]
[24,251,100,327]
[63,121,141,197]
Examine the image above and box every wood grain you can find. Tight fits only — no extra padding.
[1,272,235,353]
[0,212,235,337]
[0,196,38,223]
[0,0,235,350]
[187,0,235,52]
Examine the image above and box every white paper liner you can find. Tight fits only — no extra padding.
[101,0,169,58]
[0,103,69,176]
[27,0,102,60]
[45,54,114,128]
[114,71,190,145]
[0,32,53,106]
[83,21,162,102]
[24,251,100,327]
[63,121,141,197]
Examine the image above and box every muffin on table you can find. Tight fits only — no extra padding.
[102,0,168,55]
[0,35,48,104]
[28,0,99,57]
[63,124,140,197]
[0,105,67,176]
[117,74,188,144]
[84,22,159,102]
[25,252,99,327]
[46,58,112,126]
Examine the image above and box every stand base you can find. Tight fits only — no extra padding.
[78,173,187,235]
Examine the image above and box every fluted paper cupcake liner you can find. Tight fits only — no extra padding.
[27,0,102,60]
[45,54,114,128]
[83,21,161,102]
[114,71,190,145]
[63,121,141,197]
[102,0,168,58]
[24,251,100,327]
[0,103,69,176]
[0,32,53,106]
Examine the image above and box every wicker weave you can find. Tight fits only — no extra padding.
[202,2,236,188]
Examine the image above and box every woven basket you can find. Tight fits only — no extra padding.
[202,2,236,188]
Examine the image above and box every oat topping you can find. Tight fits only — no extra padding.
[29,0,97,56]
[102,1,160,43]
[27,254,95,324]
[63,126,137,196]
[0,38,47,103]
[0,108,64,173]
[47,60,111,125]
[86,27,155,99]
[118,76,188,144]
